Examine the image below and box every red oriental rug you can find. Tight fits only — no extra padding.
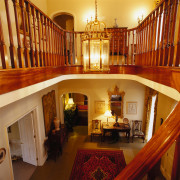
[69,149,126,180]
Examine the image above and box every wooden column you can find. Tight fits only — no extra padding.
[0,16,9,69]
[5,0,18,68]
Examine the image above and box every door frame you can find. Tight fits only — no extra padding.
[6,107,40,178]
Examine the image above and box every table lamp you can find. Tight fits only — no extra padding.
[104,110,112,126]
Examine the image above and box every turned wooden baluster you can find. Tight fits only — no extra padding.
[0,16,9,69]
[149,13,155,66]
[56,27,60,66]
[132,30,135,65]
[36,10,43,66]
[8,0,23,68]
[62,31,65,66]
[139,26,143,65]
[159,1,167,66]
[117,32,120,65]
[141,24,144,65]
[26,3,35,67]
[19,0,30,67]
[80,33,83,65]
[112,32,114,65]
[40,14,46,66]
[162,0,172,66]
[59,30,63,66]
[127,31,130,65]
[65,32,68,65]
[32,6,39,67]
[122,31,125,65]
[75,33,77,65]
[136,29,139,65]
[152,9,158,66]
[48,20,52,66]
[56,28,59,66]
[70,32,73,65]
[156,5,163,66]
[4,0,18,68]
[145,21,149,66]
[142,23,146,65]
[173,0,180,66]
[45,17,49,66]
[50,22,53,66]
[147,16,150,65]
[167,0,179,66]
[52,23,56,66]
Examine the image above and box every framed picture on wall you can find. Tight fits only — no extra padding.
[126,101,137,114]
[95,101,105,114]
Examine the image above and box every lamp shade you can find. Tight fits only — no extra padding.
[104,110,112,118]
[68,98,74,105]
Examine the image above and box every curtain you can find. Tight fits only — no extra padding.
[143,87,158,141]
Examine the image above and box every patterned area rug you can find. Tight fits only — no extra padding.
[70,149,126,180]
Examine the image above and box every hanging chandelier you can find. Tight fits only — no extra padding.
[82,0,111,71]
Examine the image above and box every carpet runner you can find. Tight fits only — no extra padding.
[70,149,126,180]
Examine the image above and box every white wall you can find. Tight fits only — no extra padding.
[58,79,145,134]
[0,84,59,180]
[47,0,154,31]
[31,0,48,14]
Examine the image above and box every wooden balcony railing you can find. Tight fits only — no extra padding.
[0,0,179,70]
[0,0,180,179]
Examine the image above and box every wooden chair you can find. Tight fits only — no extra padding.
[91,120,102,141]
[123,118,129,124]
[132,120,145,143]
[123,118,129,137]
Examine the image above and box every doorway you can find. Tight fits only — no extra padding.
[7,111,37,180]
[63,93,88,132]
[53,13,74,31]
[53,13,75,65]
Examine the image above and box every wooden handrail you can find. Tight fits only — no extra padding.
[1,0,179,70]
[115,102,180,180]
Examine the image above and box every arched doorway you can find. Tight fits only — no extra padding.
[53,13,74,31]
[53,13,75,64]
[62,93,88,132]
